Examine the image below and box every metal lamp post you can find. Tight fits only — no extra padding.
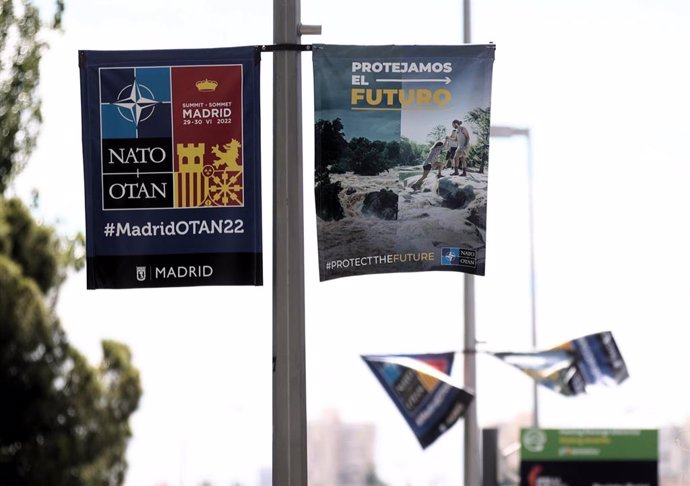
[272,1,321,485]
[489,126,538,427]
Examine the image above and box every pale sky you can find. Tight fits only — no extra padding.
[10,0,690,485]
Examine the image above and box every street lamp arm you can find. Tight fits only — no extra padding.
[490,126,530,138]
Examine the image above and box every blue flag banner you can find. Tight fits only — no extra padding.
[313,44,495,281]
[362,352,474,448]
[492,331,629,396]
[79,47,262,289]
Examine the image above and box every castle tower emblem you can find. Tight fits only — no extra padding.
[174,139,243,208]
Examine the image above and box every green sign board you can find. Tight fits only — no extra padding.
[520,428,658,486]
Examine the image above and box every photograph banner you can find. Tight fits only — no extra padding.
[362,352,473,448]
[313,44,495,281]
[492,349,585,396]
[555,330,629,387]
[492,331,629,396]
[79,47,262,289]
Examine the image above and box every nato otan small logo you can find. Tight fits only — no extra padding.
[441,247,476,268]
[441,248,460,265]
[136,266,147,282]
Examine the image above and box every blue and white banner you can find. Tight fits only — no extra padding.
[492,331,629,396]
[79,47,262,289]
[313,44,495,281]
[362,352,473,448]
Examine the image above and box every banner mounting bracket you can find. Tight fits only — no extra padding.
[260,44,313,52]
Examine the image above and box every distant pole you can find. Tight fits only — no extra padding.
[481,428,499,486]
[462,0,481,485]
[489,126,538,427]
[463,0,471,48]
[525,132,538,428]
[464,273,480,486]
[273,0,306,485]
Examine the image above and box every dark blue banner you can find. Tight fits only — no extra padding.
[362,352,473,448]
[79,47,262,288]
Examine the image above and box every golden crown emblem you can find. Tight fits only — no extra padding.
[195,79,218,92]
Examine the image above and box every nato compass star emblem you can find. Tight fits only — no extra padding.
[111,78,159,127]
[441,248,460,266]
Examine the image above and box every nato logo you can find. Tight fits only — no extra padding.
[100,67,172,139]
[442,247,477,268]
[441,247,460,265]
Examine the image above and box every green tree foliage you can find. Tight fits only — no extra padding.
[314,119,347,221]
[315,118,348,179]
[0,230,142,485]
[1,196,84,311]
[0,2,141,485]
[315,118,427,173]
[464,107,491,173]
[314,176,344,221]
[0,0,63,192]
[398,136,425,166]
[348,137,390,176]
[382,140,400,165]
[426,123,448,146]
[2,198,59,293]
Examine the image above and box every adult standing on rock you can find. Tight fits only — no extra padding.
[450,119,470,176]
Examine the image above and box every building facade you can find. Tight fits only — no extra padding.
[308,410,376,486]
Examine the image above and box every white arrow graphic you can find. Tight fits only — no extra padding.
[375,77,452,85]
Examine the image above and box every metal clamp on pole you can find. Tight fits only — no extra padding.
[260,43,314,52]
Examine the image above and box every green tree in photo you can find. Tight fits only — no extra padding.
[348,137,389,176]
[382,140,400,166]
[426,124,448,146]
[314,118,347,221]
[398,137,425,166]
[0,2,142,485]
[315,118,348,177]
[464,107,491,174]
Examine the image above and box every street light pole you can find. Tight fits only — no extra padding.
[272,0,308,478]
[462,1,481,485]
[489,126,538,427]
[272,2,321,486]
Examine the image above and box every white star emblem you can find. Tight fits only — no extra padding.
[112,79,159,127]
